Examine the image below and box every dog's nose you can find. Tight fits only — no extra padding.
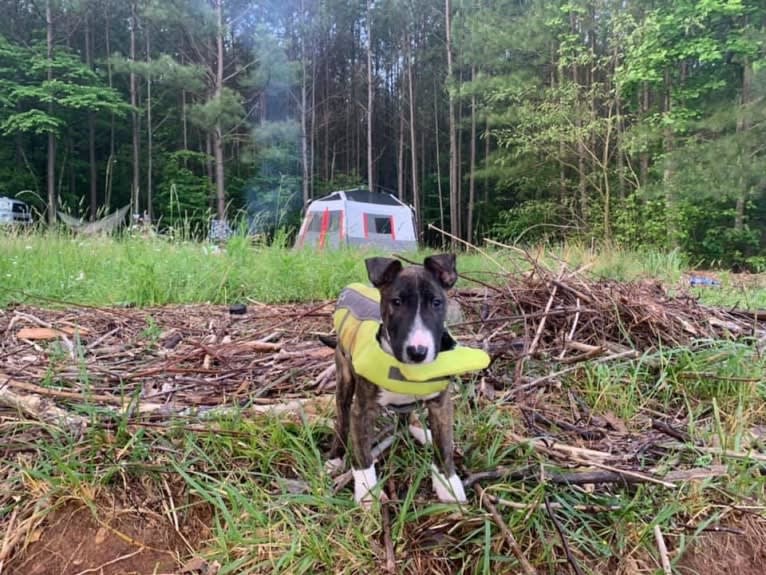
[406,345,429,363]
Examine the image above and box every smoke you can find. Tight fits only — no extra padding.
[243,25,303,235]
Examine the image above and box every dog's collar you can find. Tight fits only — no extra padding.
[333,283,490,396]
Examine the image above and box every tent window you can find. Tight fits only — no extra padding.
[364,214,393,237]
[308,210,341,232]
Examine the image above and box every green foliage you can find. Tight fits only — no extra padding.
[491,199,571,244]
[156,150,214,237]
[0,38,126,138]
[188,87,245,133]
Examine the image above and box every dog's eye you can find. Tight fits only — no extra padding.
[432,298,443,309]
[391,298,402,307]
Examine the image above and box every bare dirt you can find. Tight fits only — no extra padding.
[5,481,213,575]
[676,517,766,575]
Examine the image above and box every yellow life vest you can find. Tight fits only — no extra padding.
[333,283,491,396]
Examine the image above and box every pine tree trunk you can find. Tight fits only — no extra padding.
[181,55,188,154]
[366,0,374,191]
[556,45,566,202]
[407,38,420,237]
[445,0,458,246]
[639,82,649,186]
[434,81,445,234]
[104,0,115,210]
[145,30,153,222]
[310,43,316,198]
[85,9,97,221]
[300,0,310,206]
[130,1,140,218]
[45,0,56,225]
[397,89,405,201]
[214,0,226,221]
[484,118,490,206]
[735,54,752,231]
[571,11,587,223]
[663,69,676,246]
[467,65,476,244]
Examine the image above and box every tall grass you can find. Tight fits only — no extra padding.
[1,231,762,308]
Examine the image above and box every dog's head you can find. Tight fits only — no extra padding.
[365,254,457,364]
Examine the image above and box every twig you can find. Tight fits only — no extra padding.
[651,419,692,443]
[507,349,640,396]
[427,224,509,273]
[1,376,124,406]
[381,489,396,574]
[474,484,537,575]
[660,442,766,463]
[527,411,605,441]
[0,507,19,575]
[545,496,585,575]
[653,524,672,575]
[489,495,620,513]
[0,382,87,433]
[72,548,145,575]
[463,465,726,490]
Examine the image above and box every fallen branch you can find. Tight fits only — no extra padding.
[0,382,87,433]
[653,525,672,575]
[463,465,727,490]
[545,496,584,575]
[474,484,537,575]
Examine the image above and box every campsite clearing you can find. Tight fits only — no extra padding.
[1,237,766,574]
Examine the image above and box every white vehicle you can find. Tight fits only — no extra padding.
[0,196,32,226]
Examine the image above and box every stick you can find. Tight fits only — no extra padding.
[660,442,766,463]
[507,349,640,396]
[1,376,124,406]
[72,549,144,575]
[0,383,87,433]
[381,493,396,574]
[427,224,509,273]
[651,419,692,443]
[0,508,19,575]
[474,484,538,575]
[490,495,620,513]
[463,465,726,490]
[545,497,584,575]
[653,525,672,575]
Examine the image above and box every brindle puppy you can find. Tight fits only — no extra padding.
[327,254,466,507]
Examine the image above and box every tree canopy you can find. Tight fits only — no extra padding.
[0,0,763,267]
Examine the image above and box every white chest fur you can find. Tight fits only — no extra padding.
[376,388,440,407]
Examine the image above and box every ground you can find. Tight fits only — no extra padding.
[2,237,766,574]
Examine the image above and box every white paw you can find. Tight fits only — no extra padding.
[408,424,433,446]
[431,465,467,503]
[353,465,379,507]
[324,457,344,476]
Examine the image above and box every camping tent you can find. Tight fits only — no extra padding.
[295,188,417,250]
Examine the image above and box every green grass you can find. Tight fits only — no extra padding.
[7,343,765,573]
[2,232,766,573]
[3,231,763,308]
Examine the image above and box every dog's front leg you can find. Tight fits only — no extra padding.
[327,349,354,475]
[427,392,467,503]
[349,388,379,507]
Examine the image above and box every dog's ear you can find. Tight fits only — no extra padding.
[424,253,458,289]
[365,257,403,288]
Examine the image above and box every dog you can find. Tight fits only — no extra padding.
[325,254,479,507]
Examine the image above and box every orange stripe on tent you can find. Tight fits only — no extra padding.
[363,213,369,239]
[389,215,396,240]
[339,210,345,241]
[318,208,330,249]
